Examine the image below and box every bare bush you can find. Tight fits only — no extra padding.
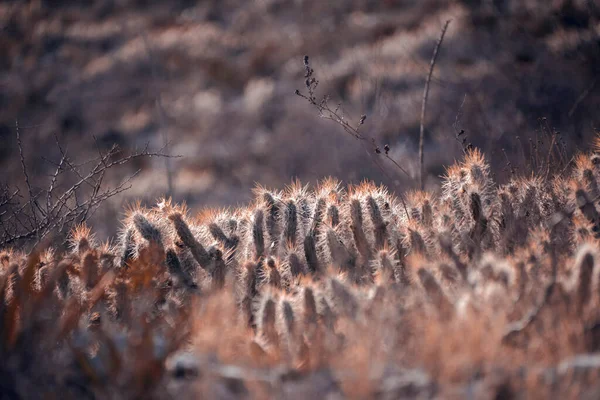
[0,124,171,250]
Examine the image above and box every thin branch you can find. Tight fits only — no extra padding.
[419,20,451,190]
[568,77,598,118]
[15,120,38,231]
[1,135,175,249]
[295,64,410,178]
[142,31,174,198]
[0,187,20,211]
[295,57,413,219]
[47,148,67,212]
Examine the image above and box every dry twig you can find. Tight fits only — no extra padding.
[419,20,451,190]
[0,130,175,249]
[296,56,412,219]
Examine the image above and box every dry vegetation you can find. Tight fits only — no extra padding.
[4,138,600,398]
[2,1,600,398]
[1,0,599,227]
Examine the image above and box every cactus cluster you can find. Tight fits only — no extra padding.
[4,144,600,398]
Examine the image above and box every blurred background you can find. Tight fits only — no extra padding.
[1,0,599,239]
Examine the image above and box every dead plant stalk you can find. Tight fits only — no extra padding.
[419,20,451,190]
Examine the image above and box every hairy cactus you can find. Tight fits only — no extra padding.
[6,146,600,398]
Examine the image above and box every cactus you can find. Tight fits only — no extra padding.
[165,248,196,290]
[133,213,163,247]
[7,144,600,397]
[169,213,211,269]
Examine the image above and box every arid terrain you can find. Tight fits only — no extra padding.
[1,1,600,399]
[1,0,599,239]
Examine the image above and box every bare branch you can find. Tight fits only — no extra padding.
[419,20,451,190]
[1,133,175,249]
[142,30,174,198]
[16,120,39,233]
[295,56,413,219]
[568,77,598,118]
